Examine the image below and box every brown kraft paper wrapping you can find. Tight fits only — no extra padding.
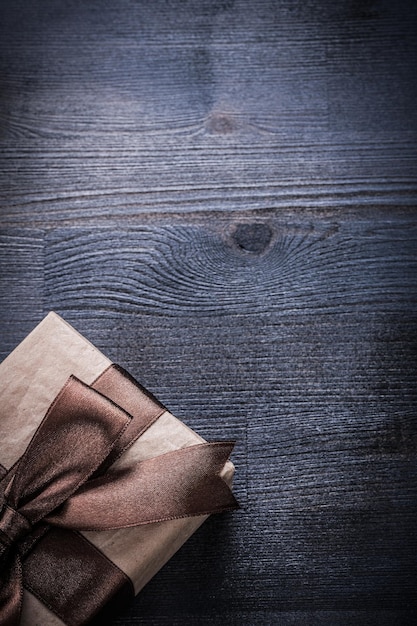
[0,313,234,626]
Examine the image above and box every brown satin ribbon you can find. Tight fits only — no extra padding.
[0,365,237,626]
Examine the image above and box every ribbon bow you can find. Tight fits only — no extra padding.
[0,365,237,626]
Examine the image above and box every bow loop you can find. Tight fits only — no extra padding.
[0,374,135,626]
[6,376,132,523]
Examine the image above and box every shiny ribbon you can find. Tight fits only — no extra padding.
[0,365,237,626]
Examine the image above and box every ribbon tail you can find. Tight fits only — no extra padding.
[47,442,238,530]
[0,554,23,626]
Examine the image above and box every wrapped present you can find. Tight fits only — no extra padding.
[0,313,237,626]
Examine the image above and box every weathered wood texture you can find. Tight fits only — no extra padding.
[1,1,417,625]
[0,0,417,223]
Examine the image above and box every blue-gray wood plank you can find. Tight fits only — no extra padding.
[0,1,416,625]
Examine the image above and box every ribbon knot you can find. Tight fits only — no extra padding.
[0,364,238,626]
[0,504,31,548]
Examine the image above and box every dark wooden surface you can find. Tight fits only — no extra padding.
[1,1,417,624]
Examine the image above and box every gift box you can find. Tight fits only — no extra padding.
[0,313,237,626]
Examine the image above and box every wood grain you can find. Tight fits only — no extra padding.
[0,229,44,356]
[1,0,416,624]
[1,0,416,223]
[1,210,416,623]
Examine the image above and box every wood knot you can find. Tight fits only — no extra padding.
[206,113,236,134]
[232,223,273,254]
[348,0,379,19]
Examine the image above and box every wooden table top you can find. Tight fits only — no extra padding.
[0,1,416,624]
